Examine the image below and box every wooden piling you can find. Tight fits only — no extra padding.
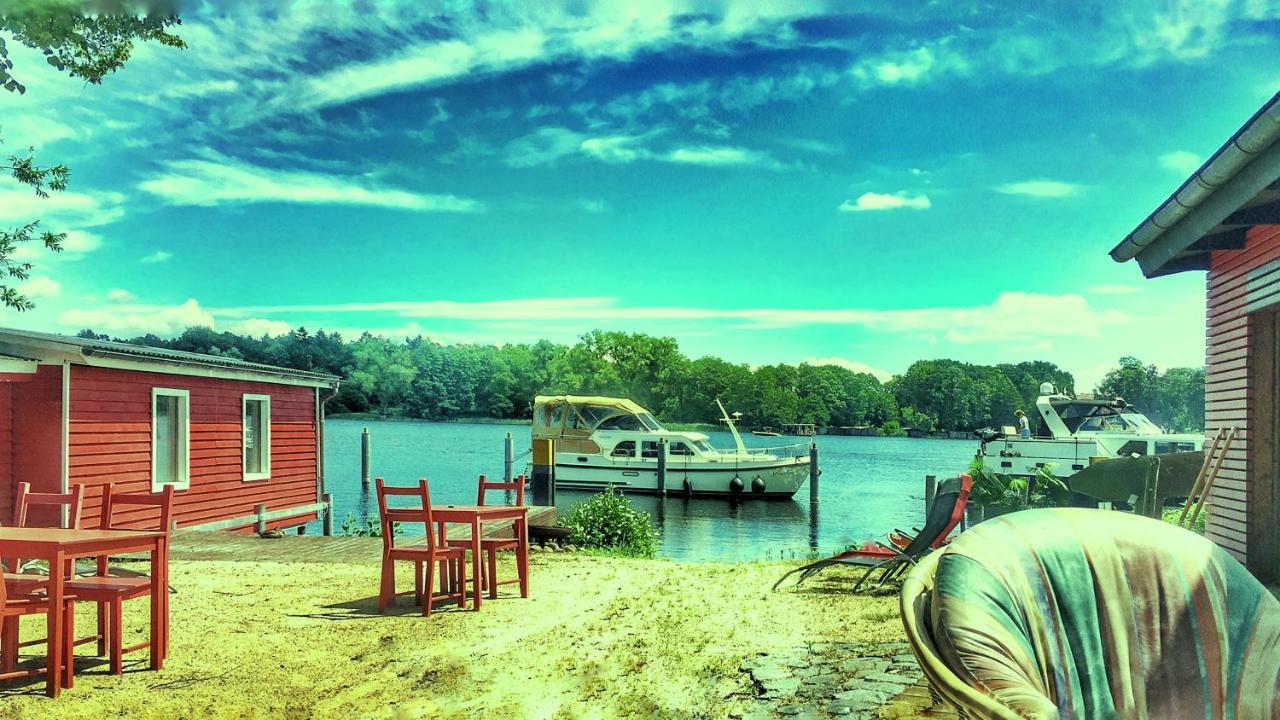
[361,427,371,487]
[809,442,819,504]
[656,438,667,501]
[532,437,556,506]
[503,432,515,483]
[322,492,334,536]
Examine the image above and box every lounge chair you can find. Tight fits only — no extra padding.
[772,474,971,592]
[900,508,1280,719]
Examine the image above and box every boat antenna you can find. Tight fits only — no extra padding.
[716,398,748,454]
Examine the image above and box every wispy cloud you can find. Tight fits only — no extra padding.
[1159,149,1201,174]
[106,288,137,303]
[0,188,126,229]
[59,298,213,336]
[17,276,60,300]
[839,192,931,212]
[505,128,779,169]
[663,146,777,167]
[138,156,483,212]
[140,250,173,264]
[994,180,1081,198]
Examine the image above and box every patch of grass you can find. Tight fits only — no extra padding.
[1162,505,1206,535]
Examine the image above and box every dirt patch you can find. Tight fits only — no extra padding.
[2,554,904,719]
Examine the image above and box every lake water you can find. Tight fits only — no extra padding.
[313,418,978,562]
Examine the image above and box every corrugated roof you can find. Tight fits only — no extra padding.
[0,328,340,384]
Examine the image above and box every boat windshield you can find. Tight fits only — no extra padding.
[1119,413,1163,433]
[693,439,717,453]
[637,412,663,431]
[1065,404,1162,433]
[582,406,664,432]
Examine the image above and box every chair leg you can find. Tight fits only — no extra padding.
[110,600,123,675]
[487,547,498,599]
[63,603,74,689]
[1,616,16,674]
[96,601,108,656]
[423,558,436,617]
[414,562,423,605]
[378,555,394,613]
[457,556,467,610]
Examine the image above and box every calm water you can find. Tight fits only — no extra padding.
[312,418,977,561]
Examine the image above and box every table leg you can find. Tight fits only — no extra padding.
[471,518,482,611]
[47,549,64,697]
[150,539,164,670]
[517,514,530,598]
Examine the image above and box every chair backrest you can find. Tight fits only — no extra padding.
[13,481,85,529]
[99,484,175,533]
[375,477,438,550]
[905,474,972,556]
[476,474,525,507]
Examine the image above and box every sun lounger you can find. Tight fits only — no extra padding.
[772,474,971,592]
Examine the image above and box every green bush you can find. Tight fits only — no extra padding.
[1162,506,1206,535]
[967,457,1070,511]
[562,487,659,558]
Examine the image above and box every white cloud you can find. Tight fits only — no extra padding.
[0,188,126,228]
[1159,150,1201,174]
[805,357,892,382]
[140,250,173,264]
[138,156,482,212]
[663,146,777,168]
[17,276,60,300]
[59,299,215,336]
[106,288,137,303]
[225,318,293,337]
[839,192,931,212]
[994,180,1081,198]
[10,229,102,263]
[505,128,778,169]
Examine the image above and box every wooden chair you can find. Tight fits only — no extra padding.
[446,474,527,599]
[375,478,467,616]
[62,484,173,674]
[2,482,84,687]
[0,571,76,695]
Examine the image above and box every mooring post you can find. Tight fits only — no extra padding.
[255,503,267,534]
[361,426,372,488]
[322,492,334,537]
[532,437,556,506]
[925,475,937,515]
[809,441,819,505]
[656,438,667,502]
[503,432,515,483]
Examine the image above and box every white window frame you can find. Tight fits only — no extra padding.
[242,393,272,482]
[151,388,190,492]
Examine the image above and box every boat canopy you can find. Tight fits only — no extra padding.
[532,395,664,436]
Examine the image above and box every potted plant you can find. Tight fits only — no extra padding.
[966,457,1070,523]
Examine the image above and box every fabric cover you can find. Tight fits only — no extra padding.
[930,508,1280,719]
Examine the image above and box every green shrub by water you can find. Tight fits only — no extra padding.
[1163,506,1206,535]
[562,488,659,558]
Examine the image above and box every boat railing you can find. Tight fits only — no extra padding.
[715,442,810,459]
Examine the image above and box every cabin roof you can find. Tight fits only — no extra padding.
[0,328,340,387]
[1109,92,1280,277]
[533,395,649,415]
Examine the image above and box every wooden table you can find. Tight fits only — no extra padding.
[0,527,168,697]
[431,506,529,610]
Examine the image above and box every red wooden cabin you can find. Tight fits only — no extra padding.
[1110,92,1280,583]
[0,329,340,533]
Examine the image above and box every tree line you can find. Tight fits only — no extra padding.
[74,327,1205,433]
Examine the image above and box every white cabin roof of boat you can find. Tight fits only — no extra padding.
[532,394,664,436]
[533,395,649,415]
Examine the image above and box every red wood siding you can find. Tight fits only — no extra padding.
[9,365,64,526]
[0,383,13,524]
[68,365,319,531]
[1207,225,1280,564]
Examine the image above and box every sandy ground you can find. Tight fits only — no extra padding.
[1,553,904,720]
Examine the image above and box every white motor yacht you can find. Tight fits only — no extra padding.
[531,395,812,498]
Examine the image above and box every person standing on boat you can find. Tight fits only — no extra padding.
[1015,410,1031,438]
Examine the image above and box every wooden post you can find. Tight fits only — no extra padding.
[532,437,556,506]
[322,492,334,536]
[925,475,937,515]
[361,427,372,488]
[504,432,515,483]
[255,503,267,534]
[809,442,819,505]
[656,438,667,501]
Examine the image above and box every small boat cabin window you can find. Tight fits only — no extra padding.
[243,394,272,481]
[611,441,636,458]
[641,441,660,459]
[669,441,695,456]
[151,388,190,491]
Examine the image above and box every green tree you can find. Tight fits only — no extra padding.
[347,334,415,415]
[1,0,184,309]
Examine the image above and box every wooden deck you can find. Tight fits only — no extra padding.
[167,504,557,564]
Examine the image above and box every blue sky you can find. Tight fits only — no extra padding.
[2,1,1278,389]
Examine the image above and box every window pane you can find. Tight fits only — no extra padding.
[245,400,264,474]
[155,395,178,485]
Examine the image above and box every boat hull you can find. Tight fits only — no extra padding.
[551,453,811,498]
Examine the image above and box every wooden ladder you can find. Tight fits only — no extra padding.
[1178,427,1237,530]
